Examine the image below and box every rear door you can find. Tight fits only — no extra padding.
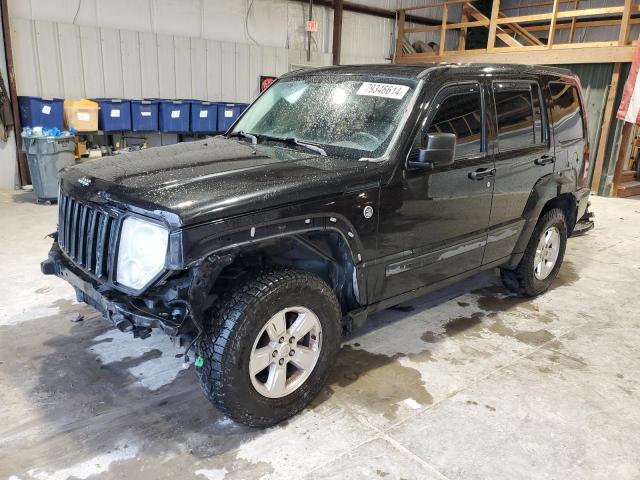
[483,79,554,264]
[548,81,587,181]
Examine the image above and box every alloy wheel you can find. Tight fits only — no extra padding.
[249,306,323,398]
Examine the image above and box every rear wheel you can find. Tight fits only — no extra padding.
[196,269,341,427]
[500,208,567,297]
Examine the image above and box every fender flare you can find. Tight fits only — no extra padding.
[506,170,577,268]
[181,213,368,304]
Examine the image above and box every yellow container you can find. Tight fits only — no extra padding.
[64,99,99,132]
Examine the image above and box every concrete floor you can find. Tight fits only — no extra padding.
[1,190,639,480]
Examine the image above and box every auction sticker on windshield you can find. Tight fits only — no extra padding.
[357,82,410,100]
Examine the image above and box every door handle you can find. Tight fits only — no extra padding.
[468,168,496,180]
[535,155,555,166]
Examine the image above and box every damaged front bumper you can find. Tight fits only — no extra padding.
[41,243,187,338]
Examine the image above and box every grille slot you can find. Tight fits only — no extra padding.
[58,191,119,280]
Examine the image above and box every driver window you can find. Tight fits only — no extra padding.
[411,85,483,160]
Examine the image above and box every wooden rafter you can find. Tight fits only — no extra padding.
[393,0,638,65]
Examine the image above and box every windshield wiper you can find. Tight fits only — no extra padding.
[258,134,327,156]
[227,131,258,145]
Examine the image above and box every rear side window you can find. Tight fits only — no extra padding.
[426,84,483,158]
[494,82,545,152]
[549,82,584,144]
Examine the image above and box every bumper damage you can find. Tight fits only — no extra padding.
[41,243,188,338]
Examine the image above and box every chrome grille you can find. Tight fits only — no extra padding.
[58,191,119,279]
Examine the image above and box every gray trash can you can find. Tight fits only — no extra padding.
[22,136,75,203]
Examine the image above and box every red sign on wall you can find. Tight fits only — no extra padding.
[260,75,277,93]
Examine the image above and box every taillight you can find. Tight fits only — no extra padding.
[580,143,589,188]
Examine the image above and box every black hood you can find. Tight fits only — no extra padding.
[61,137,377,227]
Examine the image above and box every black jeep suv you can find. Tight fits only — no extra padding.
[42,64,592,426]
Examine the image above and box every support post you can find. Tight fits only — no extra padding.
[1,0,28,186]
[487,0,500,51]
[548,0,559,48]
[332,0,343,65]
[591,63,621,193]
[458,4,468,51]
[394,8,405,62]
[439,3,448,55]
[568,0,579,43]
[619,0,632,45]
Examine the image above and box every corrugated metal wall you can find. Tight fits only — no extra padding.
[8,0,461,103]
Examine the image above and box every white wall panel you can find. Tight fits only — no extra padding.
[261,46,277,76]
[275,47,289,76]
[10,17,39,97]
[174,36,192,99]
[206,40,222,101]
[79,25,104,98]
[120,30,142,99]
[249,45,263,101]
[154,0,203,37]
[57,24,84,98]
[190,37,208,100]
[157,34,176,98]
[100,27,124,97]
[235,43,251,103]
[220,41,236,101]
[34,20,63,98]
[9,0,407,105]
[139,32,160,98]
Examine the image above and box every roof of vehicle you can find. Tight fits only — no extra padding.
[281,63,574,81]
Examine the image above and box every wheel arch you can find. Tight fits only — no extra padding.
[185,215,367,316]
[505,173,578,269]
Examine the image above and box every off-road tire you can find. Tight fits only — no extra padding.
[196,269,341,427]
[500,208,568,297]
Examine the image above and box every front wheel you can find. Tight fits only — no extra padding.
[196,269,341,427]
[500,208,568,297]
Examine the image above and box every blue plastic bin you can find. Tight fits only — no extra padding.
[18,96,64,129]
[158,100,190,132]
[95,98,131,132]
[189,100,218,132]
[217,103,248,131]
[130,100,159,132]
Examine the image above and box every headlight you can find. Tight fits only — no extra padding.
[116,217,169,290]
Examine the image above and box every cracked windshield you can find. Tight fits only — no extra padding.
[231,76,416,158]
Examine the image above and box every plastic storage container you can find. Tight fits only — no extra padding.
[189,100,218,132]
[158,100,190,132]
[18,97,64,129]
[130,100,159,132]
[95,99,131,131]
[22,136,75,202]
[217,103,248,131]
[64,99,99,132]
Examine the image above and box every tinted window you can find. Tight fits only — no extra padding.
[426,87,483,158]
[549,83,584,143]
[494,83,546,151]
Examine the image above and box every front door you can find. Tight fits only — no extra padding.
[372,82,495,302]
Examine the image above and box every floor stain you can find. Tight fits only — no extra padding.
[0,311,259,477]
[420,331,439,343]
[555,261,580,287]
[444,312,485,337]
[514,329,554,347]
[329,345,434,419]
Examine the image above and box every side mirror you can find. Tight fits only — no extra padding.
[408,132,456,170]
